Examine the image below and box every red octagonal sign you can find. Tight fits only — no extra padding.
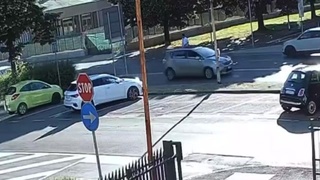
[77,73,94,102]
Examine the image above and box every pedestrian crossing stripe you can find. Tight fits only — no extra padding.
[226,172,275,180]
[0,152,139,180]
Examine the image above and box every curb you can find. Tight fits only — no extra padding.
[148,89,280,95]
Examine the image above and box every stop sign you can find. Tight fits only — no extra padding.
[77,73,94,102]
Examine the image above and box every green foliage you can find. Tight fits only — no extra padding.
[0,60,76,100]
[30,60,76,90]
[0,0,59,73]
[276,0,298,15]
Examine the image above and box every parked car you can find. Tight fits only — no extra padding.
[162,46,233,80]
[283,27,320,57]
[279,66,320,115]
[4,80,63,115]
[64,74,143,111]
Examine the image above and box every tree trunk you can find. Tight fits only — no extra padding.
[163,13,170,46]
[6,39,17,76]
[255,2,267,32]
[310,0,317,19]
[287,14,291,30]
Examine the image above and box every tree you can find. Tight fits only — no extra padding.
[308,0,317,19]
[110,0,198,45]
[276,0,298,30]
[0,0,59,75]
[198,0,271,31]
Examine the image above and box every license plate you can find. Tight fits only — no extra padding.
[285,90,294,95]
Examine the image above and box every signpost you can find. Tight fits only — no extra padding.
[77,73,103,180]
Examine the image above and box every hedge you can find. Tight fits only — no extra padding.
[0,60,76,100]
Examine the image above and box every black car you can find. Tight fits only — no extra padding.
[280,68,320,115]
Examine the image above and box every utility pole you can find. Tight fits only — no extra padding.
[135,0,153,161]
[209,0,221,83]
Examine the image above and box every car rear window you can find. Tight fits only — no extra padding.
[287,71,306,83]
[67,83,77,91]
[6,87,16,95]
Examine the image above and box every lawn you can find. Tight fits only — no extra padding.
[170,9,320,47]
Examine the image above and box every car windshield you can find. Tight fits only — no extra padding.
[195,47,215,58]
[6,87,16,95]
[287,71,306,83]
[67,83,77,91]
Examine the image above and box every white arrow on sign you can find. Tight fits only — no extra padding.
[83,111,96,123]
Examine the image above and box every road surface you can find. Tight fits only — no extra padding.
[2,45,320,87]
[0,93,318,179]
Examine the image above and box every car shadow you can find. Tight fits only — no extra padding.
[277,108,320,134]
[0,98,140,144]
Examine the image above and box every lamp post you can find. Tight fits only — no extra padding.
[134,0,153,161]
[209,0,221,83]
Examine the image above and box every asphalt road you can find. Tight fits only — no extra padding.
[3,45,320,86]
[0,93,318,179]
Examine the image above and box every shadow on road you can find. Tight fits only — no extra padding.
[277,109,320,134]
[141,93,211,157]
[0,99,139,145]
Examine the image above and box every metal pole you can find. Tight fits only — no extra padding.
[301,17,304,33]
[311,124,317,180]
[107,13,116,76]
[92,131,103,180]
[209,0,221,83]
[117,4,128,75]
[55,52,61,87]
[248,0,254,47]
[135,0,153,161]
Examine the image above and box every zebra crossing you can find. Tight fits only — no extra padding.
[0,152,139,180]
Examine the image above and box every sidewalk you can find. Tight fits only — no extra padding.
[188,165,312,180]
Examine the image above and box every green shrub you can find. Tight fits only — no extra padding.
[0,60,76,100]
[31,60,76,90]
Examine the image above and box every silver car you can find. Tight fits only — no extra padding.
[162,46,233,80]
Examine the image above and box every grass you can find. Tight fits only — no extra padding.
[171,9,320,47]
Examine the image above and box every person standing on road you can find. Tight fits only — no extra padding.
[182,34,189,47]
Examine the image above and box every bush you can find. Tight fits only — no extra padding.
[0,60,76,100]
[30,60,76,90]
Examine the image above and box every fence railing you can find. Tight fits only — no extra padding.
[104,140,183,180]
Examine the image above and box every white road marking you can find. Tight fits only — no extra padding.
[212,96,266,114]
[0,114,15,122]
[226,172,275,180]
[0,156,82,175]
[50,110,73,118]
[18,104,62,120]
[233,68,279,72]
[0,154,45,165]
[8,170,59,180]
[0,153,15,158]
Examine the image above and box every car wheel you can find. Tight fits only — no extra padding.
[17,103,28,116]
[51,93,61,104]
[127,86,139,101]
[305,100,317,115]
[284,46,297,57]
[166,68,175,81]
[281,105,292,111]
[204,67,214,79]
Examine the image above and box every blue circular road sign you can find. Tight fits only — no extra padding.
[81,102,99,131]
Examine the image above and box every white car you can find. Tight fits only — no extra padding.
[0,66,11,77]
[64,74,143,110]
[283,27,320,57]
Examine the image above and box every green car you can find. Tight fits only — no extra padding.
[4,80,63,115]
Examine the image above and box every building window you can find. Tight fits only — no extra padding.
[91,12,99,28]
[62,17,74,35]
[81,13,92,32]
[73,15,81,33]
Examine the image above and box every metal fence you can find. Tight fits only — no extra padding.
[105,141,183,180]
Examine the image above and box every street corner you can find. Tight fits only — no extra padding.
[188,165,312,180]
